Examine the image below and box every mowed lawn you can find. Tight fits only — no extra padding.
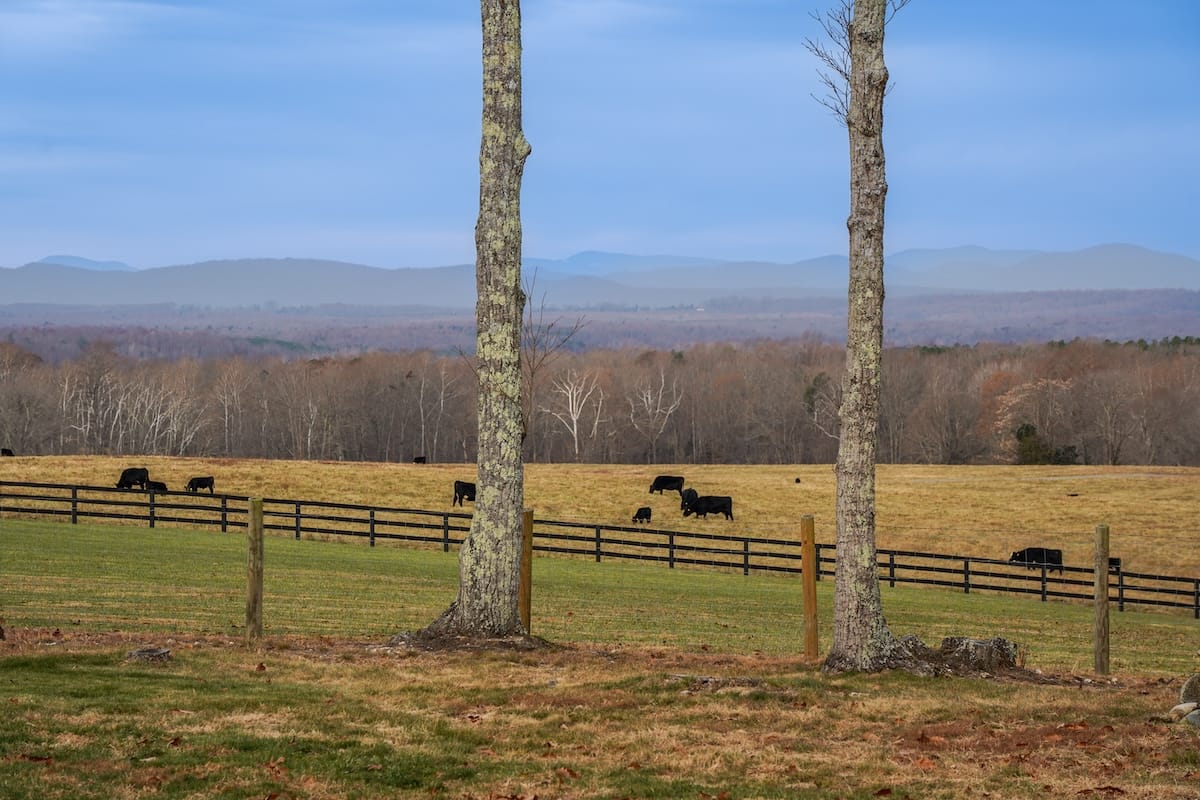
[3,457,1200,798]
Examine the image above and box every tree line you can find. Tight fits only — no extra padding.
[1,336,1196,466]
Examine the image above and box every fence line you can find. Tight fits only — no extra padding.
[2,479,1198,618]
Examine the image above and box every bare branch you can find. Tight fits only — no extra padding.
[805,0,911,122]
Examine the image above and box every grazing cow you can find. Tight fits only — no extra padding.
[453,480,476,507]
[186,476,215,494]
[1,447,13,456]
[146,480,168,493]
[649,475,685,495]
[1108,556,1122,572]
[1008,547,1063,574]
[632,506,652,524]
[412,456,427,464]
[683,495,734,520]
[680,487,698,512]
[116,466,150,490]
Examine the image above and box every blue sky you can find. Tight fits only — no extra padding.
[2,0,1197,270]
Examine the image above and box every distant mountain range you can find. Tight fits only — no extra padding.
[3,243,1197,310]
[37,254,135,272]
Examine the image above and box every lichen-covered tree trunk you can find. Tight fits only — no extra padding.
[823,0,900,672]
[422,0,531,638]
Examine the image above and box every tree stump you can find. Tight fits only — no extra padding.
[938,636,1019,673]
[126,647,172,663]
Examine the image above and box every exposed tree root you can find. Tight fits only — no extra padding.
[824,634,1046,681]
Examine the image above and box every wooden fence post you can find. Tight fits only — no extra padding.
[246,498,264,644]
[801,515,819,662]
[1094,523,1110,675]
[519,509,533,633]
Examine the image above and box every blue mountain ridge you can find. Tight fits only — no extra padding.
[3,244,1197,309]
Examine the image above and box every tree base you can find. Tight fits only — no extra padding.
[390,602,554,653]
[387,628,554,653]
[825,634,1023,677]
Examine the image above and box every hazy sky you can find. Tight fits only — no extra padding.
[2,0,1197,269]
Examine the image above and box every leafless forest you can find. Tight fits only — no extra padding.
[1,332,1197,466]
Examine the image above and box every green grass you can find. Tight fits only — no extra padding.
[5,518,1200,799]
[0,648,491,799]
[3,517,1197,674]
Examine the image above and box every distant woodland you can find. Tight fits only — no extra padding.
[1,332,1197,466]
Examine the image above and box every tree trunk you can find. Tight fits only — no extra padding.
[824,0,900,672]
[418,0,531,638]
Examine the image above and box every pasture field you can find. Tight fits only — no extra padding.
[3,517,1200,799]
[1,455,1197,576]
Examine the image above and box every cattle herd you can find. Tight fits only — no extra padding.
[114,466,214,494]
[91,465,1109,573]
[642,475,734,522]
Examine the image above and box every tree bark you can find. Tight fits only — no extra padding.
[419,0,531,638]
[823,0,900,672]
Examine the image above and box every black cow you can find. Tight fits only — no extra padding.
[649,475,685,495]
[146,480,168,493]
[683,495,734,520]
[1108,556,1122,572]
[1,447,13,456]
[680,487,698,512]
[412,456,427,464]
[632,506,652,524]
[186,476,215,494]
[1009,547,1063,574]
[453,480,476,507]
[116,466,150,490]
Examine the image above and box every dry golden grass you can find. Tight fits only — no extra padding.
[3,627,1197,800]
[2,455,1196,575]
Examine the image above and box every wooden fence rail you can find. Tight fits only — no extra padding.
[2,479,1198,619]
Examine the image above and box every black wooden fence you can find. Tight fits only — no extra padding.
[3,479,1198,618]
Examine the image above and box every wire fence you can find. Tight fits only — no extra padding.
[3,479,1198,618]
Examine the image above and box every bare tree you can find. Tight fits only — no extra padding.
[627,369,683,463]
[809,0,908,672]
[413,359,461,462]
[542,369,604,461]
[213,359,253,457]
[417,0,531,639]
[521,270,586,461]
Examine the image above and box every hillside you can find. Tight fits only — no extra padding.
[1,245,1196,354]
